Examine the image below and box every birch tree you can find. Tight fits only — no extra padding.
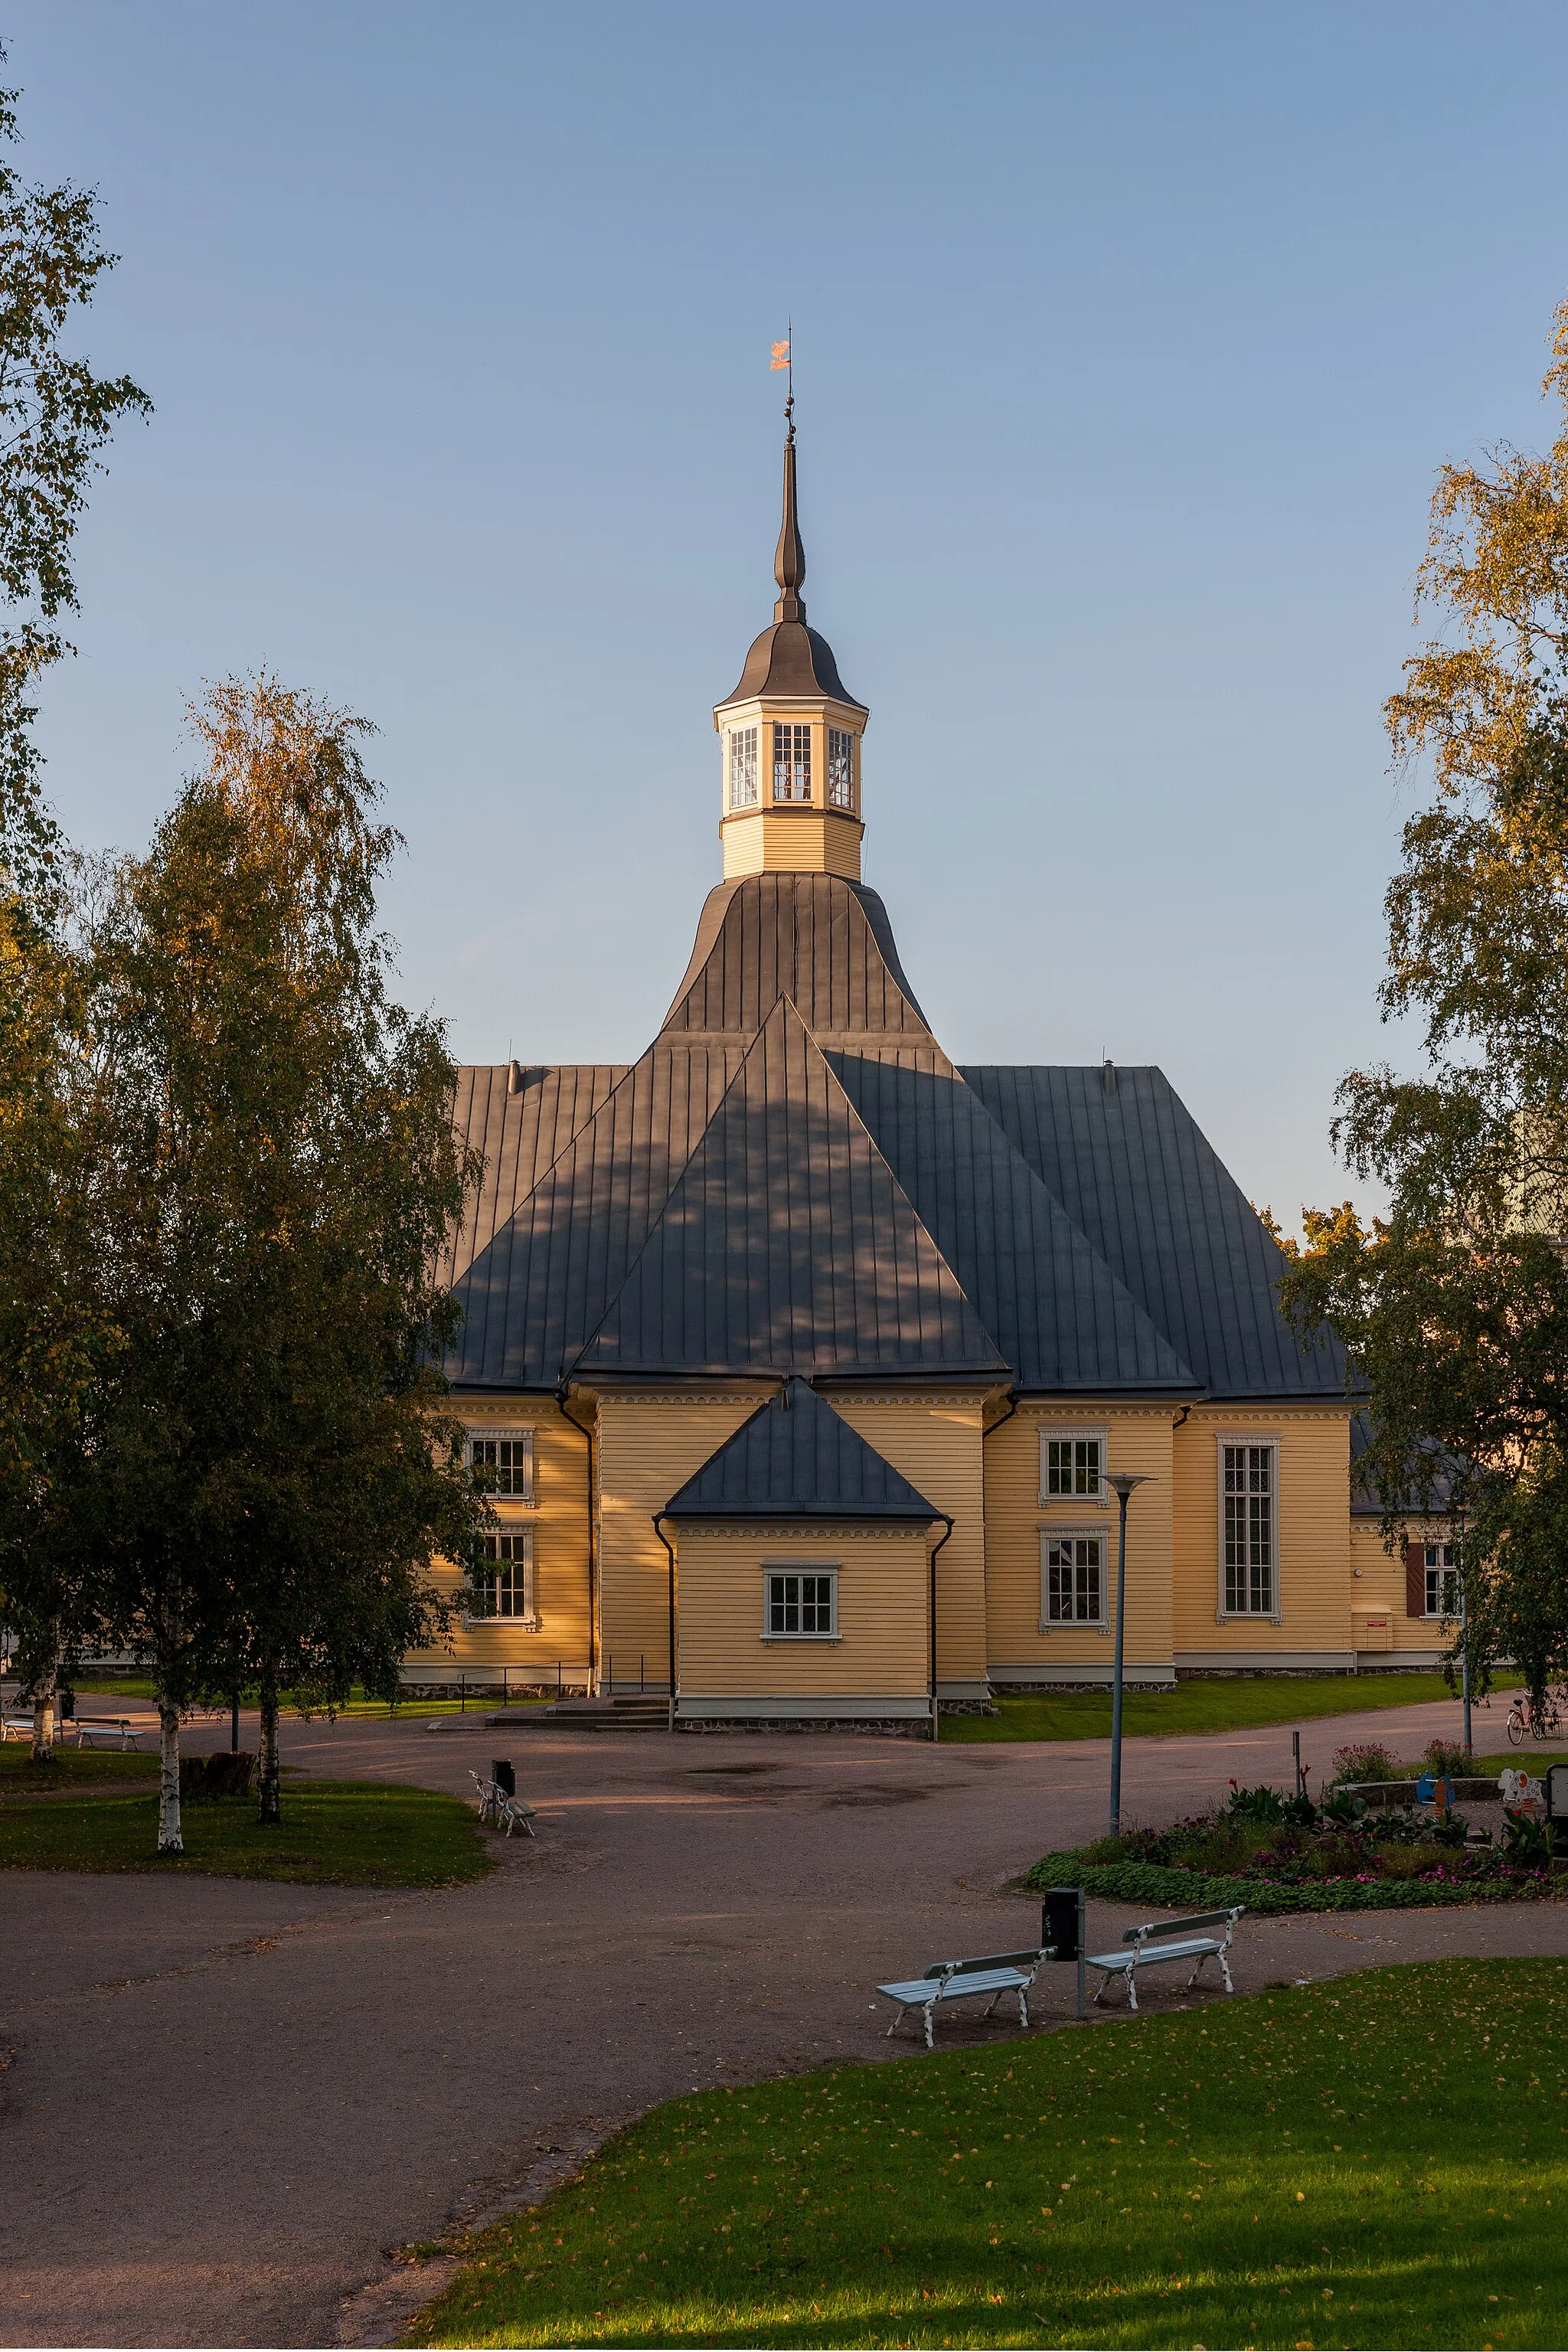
[89,679,484,1849]
[1282,292,1568,1707]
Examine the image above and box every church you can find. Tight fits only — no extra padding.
[413,415,1446,1720]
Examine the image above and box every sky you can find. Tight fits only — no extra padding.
[10,1,1568,1229]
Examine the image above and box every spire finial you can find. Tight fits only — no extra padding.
[773,322,805,623]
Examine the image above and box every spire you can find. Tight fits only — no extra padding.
[773,397,805,623]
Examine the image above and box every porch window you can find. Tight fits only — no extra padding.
[766,1570,836,1637]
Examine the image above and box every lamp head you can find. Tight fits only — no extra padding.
[1106,1472,1151,1501]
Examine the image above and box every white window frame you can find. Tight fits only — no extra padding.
[1040,1527,1109,1632]
[827,726,855,810]
[1039,1426,1109,1508]
[1424,1540,1461,1620]
[468,1529,537,1628]
[727,724,758,811]
[466,1427,535,1503]
[1217,1438,1279,1622]
[761,1563,839,1642]
[773,722,812,802]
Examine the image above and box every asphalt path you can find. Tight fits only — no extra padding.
[3,1687,1563,2348]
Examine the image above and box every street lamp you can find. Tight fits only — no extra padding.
[1106,1471,1151,1838]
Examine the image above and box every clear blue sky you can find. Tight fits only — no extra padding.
[12,2,1568,1226]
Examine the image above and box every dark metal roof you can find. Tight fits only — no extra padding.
[443,880,1342,1406]
[663,1378,939,1520]
[443,1041,748,1389]
[960,1064,1345,1400]
[828,1051,1196,1392]
[720,619,863,710]
[573,995,1008,1380]
[660,874,931,1037]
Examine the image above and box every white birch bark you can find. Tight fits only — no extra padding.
[156,1688,183,1855]
[30,1674,56,1764]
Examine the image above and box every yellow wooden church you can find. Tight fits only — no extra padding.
[411,415,1449,1719]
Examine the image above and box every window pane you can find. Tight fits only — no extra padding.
[773,724,812,801]
[828,727,854,808]
[729,725,758,810]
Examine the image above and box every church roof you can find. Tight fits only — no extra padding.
[573,995,1008,1380]
[663,1378,939,1520]
[960,1063,1342,1401]
[440,872,1341,1402]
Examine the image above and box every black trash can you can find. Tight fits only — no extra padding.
[492,1759,516,1798]
[1042,1886,1083,1962]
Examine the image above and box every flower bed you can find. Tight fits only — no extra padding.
[1024,1782,1562,1913]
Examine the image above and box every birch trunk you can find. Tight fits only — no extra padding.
[30,1670,56,1765]
[256,1665,281,1825]
[156,1686,183,1855]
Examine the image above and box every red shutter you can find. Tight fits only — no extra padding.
[1406,1540,1426,1619]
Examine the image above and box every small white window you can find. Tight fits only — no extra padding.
[1041,1430,1105,1503]
[468,1429,534,1501]
[827,727,854,809]
[728,725,758,810]
[1221,1442,1275,1615]
[473,1530,534,1622]
[765,1569,836,1638]
[1425,1541,1460,1619]
[1042,1532,1106,1628]
[773,722,812,802]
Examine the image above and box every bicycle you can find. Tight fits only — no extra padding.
[1505,1688,1565,1746]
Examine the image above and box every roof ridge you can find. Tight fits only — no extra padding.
[569,995,1008,1379]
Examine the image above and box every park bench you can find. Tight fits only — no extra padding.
[2,1716,36,1741]
[1086,1906,1243,2012]
[469,1768,535,1838]
[74,1717,144,1750]
[876,1946,1052,2050]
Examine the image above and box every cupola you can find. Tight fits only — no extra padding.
[713,400,870,880]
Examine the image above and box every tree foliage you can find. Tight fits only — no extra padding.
[80,679,485,1846]
[1282,294,1568,1705]
[0,51,149,904]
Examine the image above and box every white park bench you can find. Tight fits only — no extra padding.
[876,1946,1052,2050]
[1086,1906,1243,2011]
[1,1716,36,1742]
[469,1769,536,1838]
[74,1717,144,1751]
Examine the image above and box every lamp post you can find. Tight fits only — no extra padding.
[1106,1471,1151,1838]
[1456,1517,1472,1759]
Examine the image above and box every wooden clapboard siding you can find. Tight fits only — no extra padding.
[1348,1515,1457,1652]
[823,1391,989,1682]
[1172,1405,1354,1657]
[982,1402,1175,1671]
[595,1391,762,1672]
[676,1527,929,1697]
[407,1395,591,1672]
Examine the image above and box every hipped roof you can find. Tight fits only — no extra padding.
[440,874,1343,1402]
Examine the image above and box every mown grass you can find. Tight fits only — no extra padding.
[0,1740,161,1790]
[408,1958,1567,2350]
[0,1775,495,1886]
[64,1676,548,1720]
[941,1671,1523,1744]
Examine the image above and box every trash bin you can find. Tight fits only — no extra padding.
[492,1759,515,1798]
[1042,1886,1083,1963]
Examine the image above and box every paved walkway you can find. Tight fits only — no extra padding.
[3,1690,1563,2347]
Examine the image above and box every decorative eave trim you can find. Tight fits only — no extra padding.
[675,1521,936,1540]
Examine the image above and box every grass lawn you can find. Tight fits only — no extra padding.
[0,1775,495,1886]
[407,1957,1567,2350]
[941,1671,1522,1745]
[64,1677,548,1720]
[0,1740,161,1791]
